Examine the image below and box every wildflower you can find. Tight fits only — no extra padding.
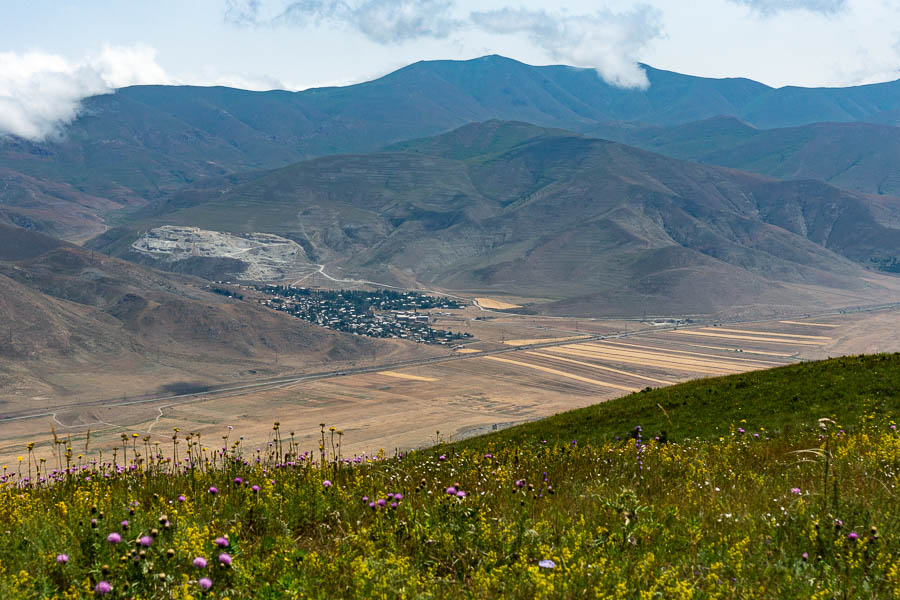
[377,498,387,507]
[208,486,218,494]
[791,488,802,495]
[390,502,398,508]
[215,537,229,548]
[848,531,859,541]
[199,577,213,590]
[95,581,112,595]
[322,480,332,488]
[251,485,260,493]
[106,532,122,544]
[121,520,129,529]
[139,536,153,547]
[362,496,369,502]
[218,552,232,566]
[233,477,242,485]
[891,424,897,431]
[394,493,403,501]
[738,428,745,434]
[56,554,69,564]
[456,490,466,498]
[539,559,556,569]
[193,556,208,568]
[439,455,446,461]
[177,495,186,502]
[445,486,457,495]
[802,552,809,560]
[515,480,525,488]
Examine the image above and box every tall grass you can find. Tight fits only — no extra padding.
[1,356,899,599]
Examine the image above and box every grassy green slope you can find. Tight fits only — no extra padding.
[456,353,900,449]
[2,355,900,599]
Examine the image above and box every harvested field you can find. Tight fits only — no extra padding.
[377,371,439,382]
[475,297,522,310]
[503,336,590,346]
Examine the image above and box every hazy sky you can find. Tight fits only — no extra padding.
[2,0,900,138]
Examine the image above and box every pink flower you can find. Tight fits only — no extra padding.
[139,536,153,547]
[193,556,208,568]
[791,488,802,495]
[322,480,332,488]
[56,554,69,564]
[199,577,213,590]
[218,552,232,566]
[95,581,111,595]
[445,486,457,496]
[208,486,218,494]
[106,532,122,544]
[214,537,229,548]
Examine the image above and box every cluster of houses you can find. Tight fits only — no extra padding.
[254,285,472,345]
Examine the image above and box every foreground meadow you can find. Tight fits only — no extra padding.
[1,354,899,599]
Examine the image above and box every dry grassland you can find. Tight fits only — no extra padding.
[3,309,899,465]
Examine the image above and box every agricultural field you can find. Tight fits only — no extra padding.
[2,306,899,466]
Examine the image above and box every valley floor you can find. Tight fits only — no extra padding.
[2,305,900,465]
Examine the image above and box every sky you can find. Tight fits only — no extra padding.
[2,0,900,139]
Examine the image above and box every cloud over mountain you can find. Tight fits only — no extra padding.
[728,0,848,16]
[0,45,169,141]
[470,6,661,89]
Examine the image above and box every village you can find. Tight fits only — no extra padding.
[254,285,473,345]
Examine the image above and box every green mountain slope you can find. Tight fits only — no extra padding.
[4,56,900,224]
[590,117,900,197]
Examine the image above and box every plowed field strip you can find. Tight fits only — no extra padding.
[650,341,796,358]
[599,340,786,366]
[571,343,761,372]
[546,346,740,375]
[481,356,640,392]
[525,352,674,385]
[703,328,831,340]
[779,321,839,328]
[377,371,439,382]
[670,330,827,345]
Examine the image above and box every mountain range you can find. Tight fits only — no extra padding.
[88,120,900,317]
[2,54,900,319]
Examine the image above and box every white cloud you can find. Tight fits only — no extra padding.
[0,45,170,141]
[470,6,662,89]
[229,0,459,44]
[727,0,848,16]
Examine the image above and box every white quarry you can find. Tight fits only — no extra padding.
[132,226,316,281]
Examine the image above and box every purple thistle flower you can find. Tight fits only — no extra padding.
[377,498,387,507]
[390,501,398,508]
[456,490,466,498]
[193,556,208,568]
[95,581,111,595]
[848,531,859,541]
[322,480,332,488]
[445,486,457,495]
[251,485,260,493]
[106,532,122,544]
[215,537,229,548]
[139,536,153,547]
[439,454,446,461]
[208,486,218,494]
[515,479,525,488]
[362,496,369,502]
[218,552,232,566]
[177,495,186,502]
[802,552,809,560]
[199,577,213,590]
[791,488,802,495]
[56,554,69,564]
[393,493,403,501]
[368,501,376,509]
[233,477,242,485]
[120,520,129,529]
[737,428,745,434]
[538,559,556,569]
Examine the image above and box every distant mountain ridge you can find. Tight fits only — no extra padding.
[4,54,900,240]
